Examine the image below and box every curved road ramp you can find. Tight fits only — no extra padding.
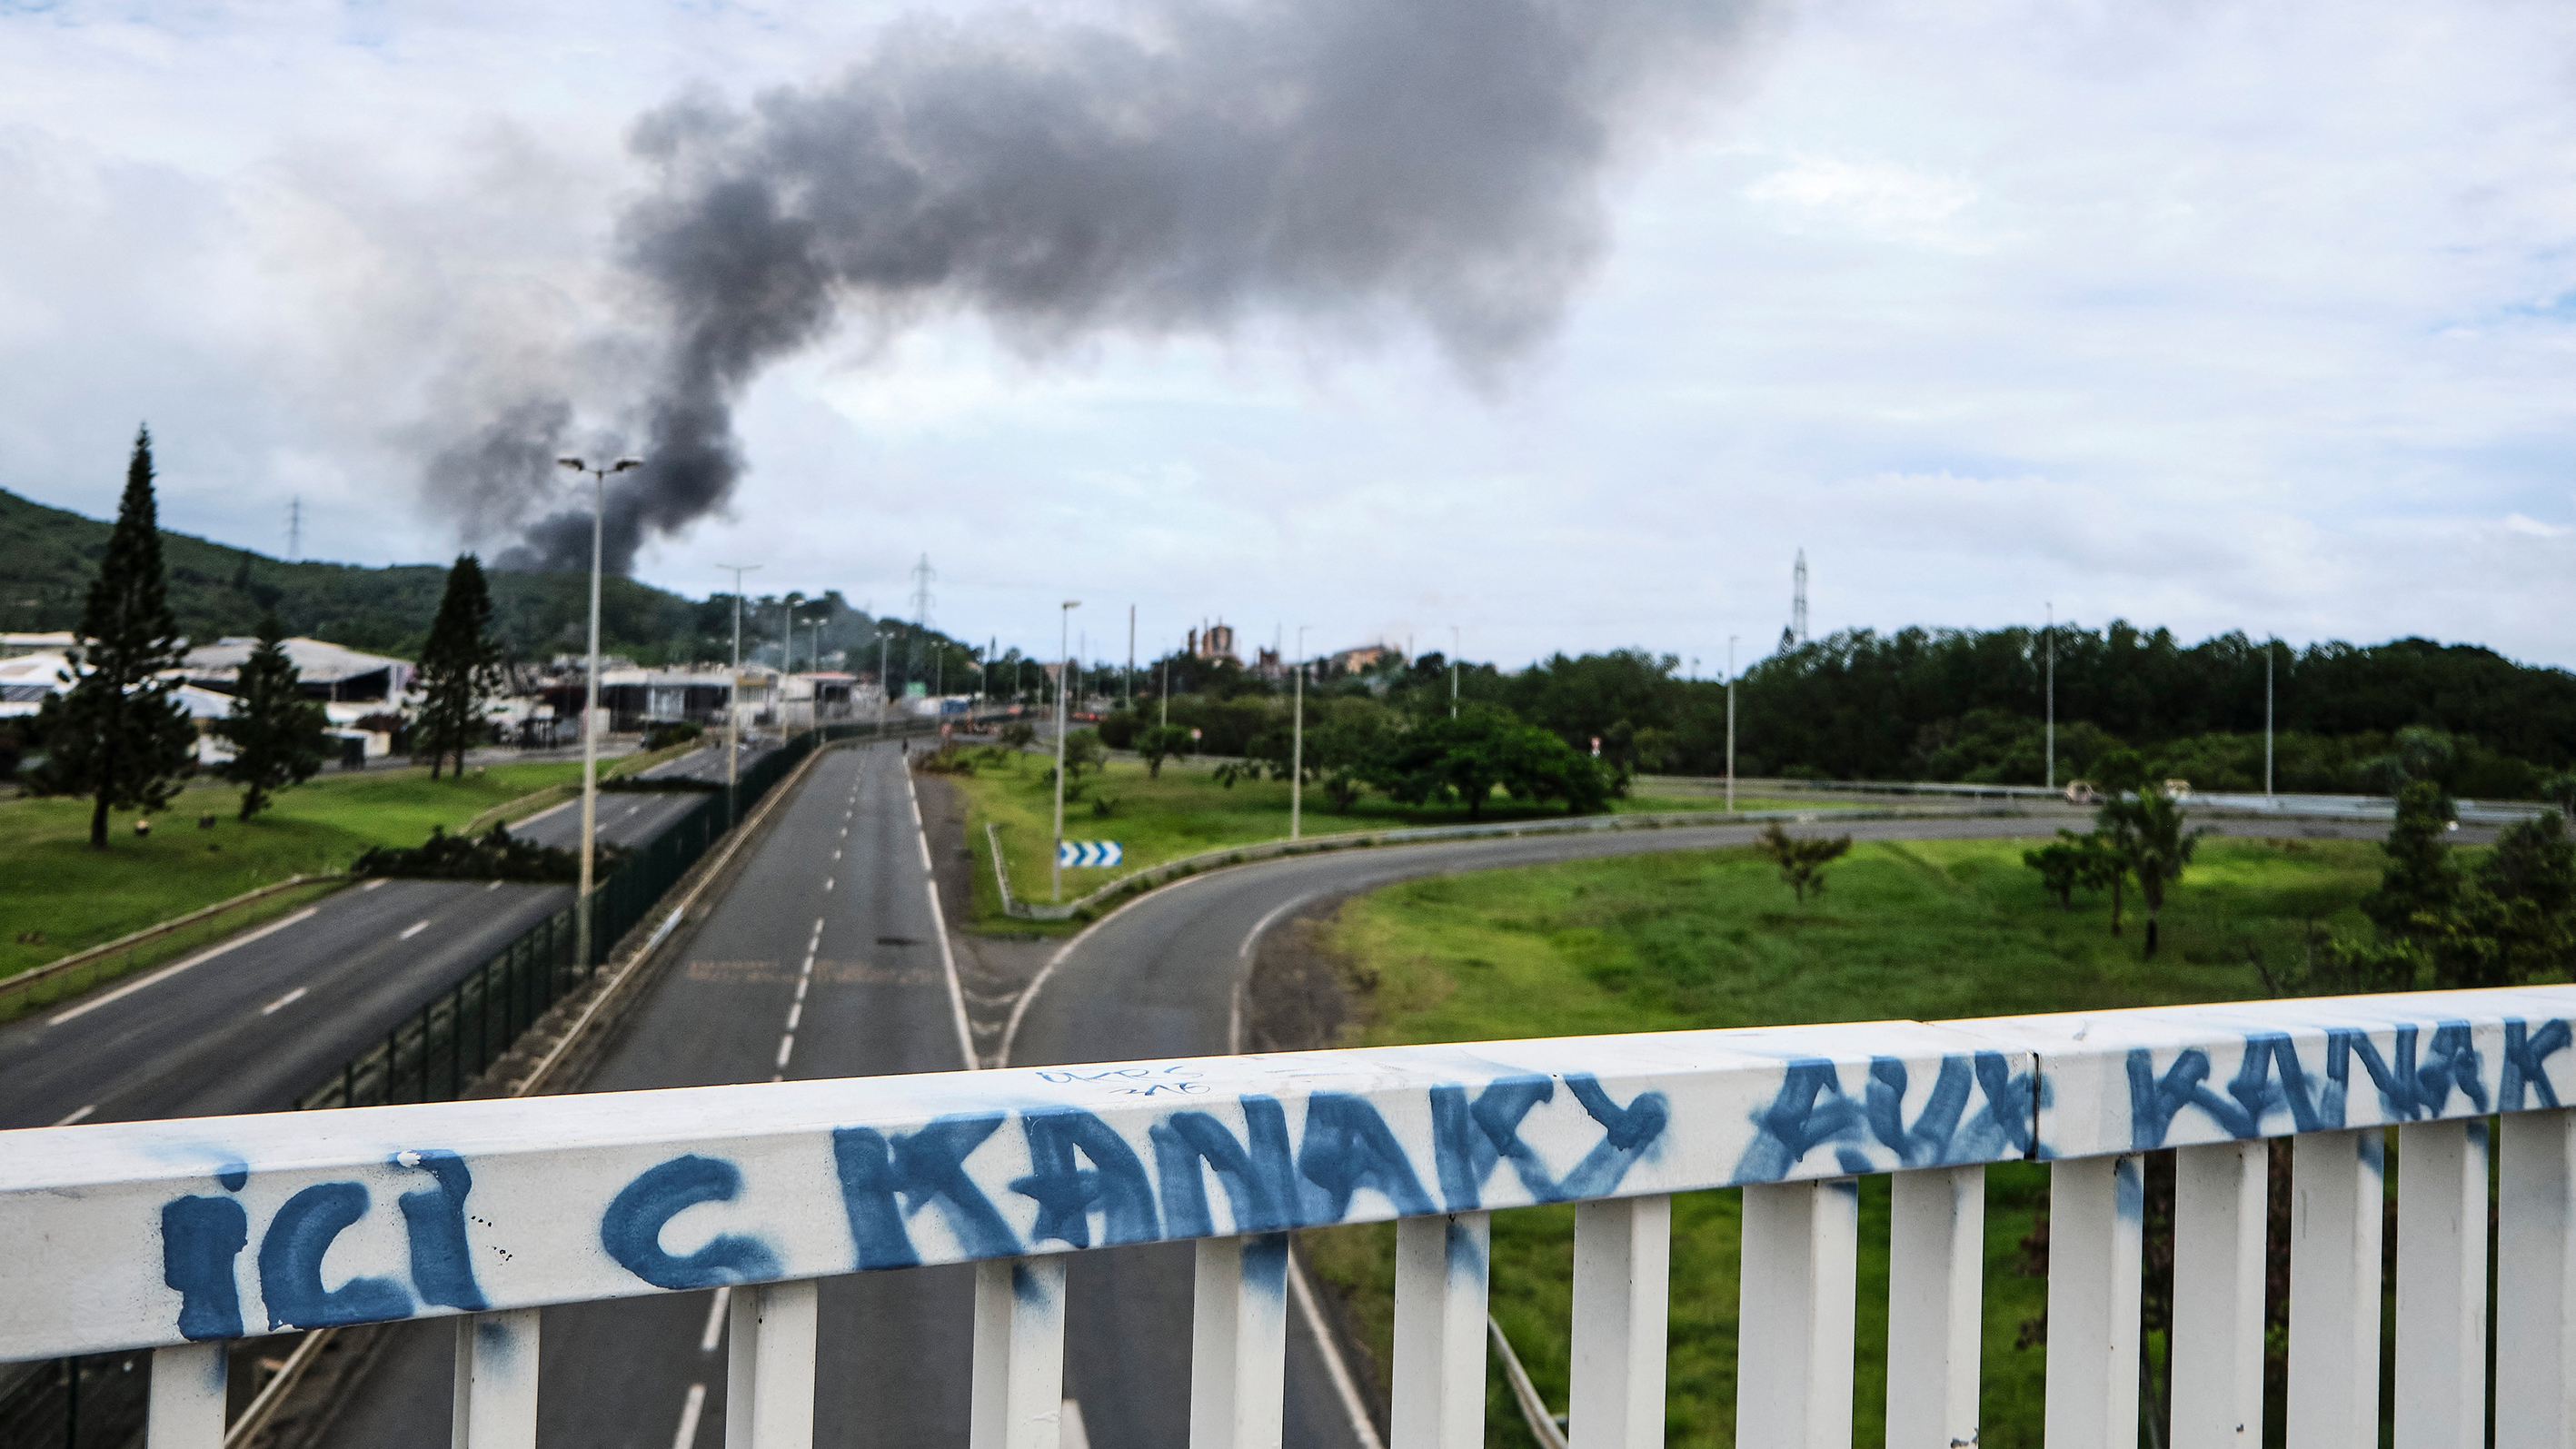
[7,984,2576,1447]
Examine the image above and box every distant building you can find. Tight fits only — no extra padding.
[0,652,70,717]
[183,638,412,703]
[1327,642,1396,673]
[1188,621,1239,664]
[0,631,74,660]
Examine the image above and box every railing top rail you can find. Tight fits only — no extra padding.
[8,984,2575,1362]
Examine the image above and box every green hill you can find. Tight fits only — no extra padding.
[2,486,720,664]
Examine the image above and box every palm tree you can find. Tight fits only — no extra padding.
[2103,787,2210,957]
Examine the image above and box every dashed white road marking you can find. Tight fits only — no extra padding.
[823,878,834,892]
[832,849,841,860]
[774,1034,795,1070]
[699,1287,731,1353]
[671,1383,707,1449]
[261,987,308,1016]
[398,919,430,940]
[52,1105,95,1127]
[48,907,323,1026]
[362,878,387,891]
[786,1001,802,1031]
[485,879,503,891]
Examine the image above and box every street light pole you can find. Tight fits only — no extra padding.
[1726,634,1739,812]
[2265,638,2276,800]
[2045,602,2055,792]
[1291,626,1308,841]
[554,454,642,968]
[1053,600,1080,901]
[1449,625,1460,719]
[717,562,760,820]
[878,630,894,733]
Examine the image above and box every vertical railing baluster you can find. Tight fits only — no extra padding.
[714,1280,818,1449]
[1736,1179,1855,1448]
[1885,1165,1982,1448]
[2285,1128,2383,1449]
[452,1308,540,1448]
[2395,1117,2488,1449]
[2042,1155,2143,1449]
[2498,1107,2576,1444]
[1389,1214,1487,1449]
[1571,1193,1670,1449]
[1191,1232,1291,1449]
[971,1256,1069,1449]
[2171,1140,2265,1449]
[145,1343,224,1447]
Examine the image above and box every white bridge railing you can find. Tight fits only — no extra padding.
[9,985,2576,1446]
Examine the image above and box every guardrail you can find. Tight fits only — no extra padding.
[8,985,2575,1446]
[985,804,2024,920]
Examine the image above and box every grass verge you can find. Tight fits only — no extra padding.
[939,747,1843,932]
[1300,833,2403,1447]
[2,760,590,981]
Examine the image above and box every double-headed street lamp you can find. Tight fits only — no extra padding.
[554,455,642,968]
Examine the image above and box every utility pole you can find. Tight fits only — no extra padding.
[2044,602,2055,792]
[1726,635,1739,812]
[878,630,893,732]
[553,454,642,968]
[1291,626,1308,840]
[1449,625,1460,719]
[1053,600,1080,901]
[1792,549,1809,645]
[780,592,801,734]
[718,562,760,818]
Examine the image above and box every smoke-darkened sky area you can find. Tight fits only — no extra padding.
[4,0,2574,669]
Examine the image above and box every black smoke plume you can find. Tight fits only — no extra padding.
[472,0,1751,571]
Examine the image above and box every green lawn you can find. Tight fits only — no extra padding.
[1,761,589,982]
[1301,834,2402,1447]
[942,748,1834,930]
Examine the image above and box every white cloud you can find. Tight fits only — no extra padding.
[5,0,2576,671]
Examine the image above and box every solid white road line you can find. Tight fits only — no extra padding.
[397,919,430,940]
[52,1105,95,1127]
[48,906,323,1026]
[699,1286,731,1353]
[671,1383,707,1449]
[902,764,980,1070]
[260,986,308,1016]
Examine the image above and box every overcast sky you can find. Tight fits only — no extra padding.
[5,0,2574,671]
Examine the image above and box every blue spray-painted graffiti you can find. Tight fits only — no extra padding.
[1151,1097,1297,1238]
[2503,1018,2571,1109]
[161,1191,249,1342]
[1014,1107,1161,1249]
[1296,1093,1438,1222]
[258,1182,413,1329]
[600,1155,782,1289]
[831,1113,1020,1270]
[1738,1052,2028,1180]
[394,1149,489,1312]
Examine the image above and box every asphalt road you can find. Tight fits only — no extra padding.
[0,747,741,1132]
[314,740,988,1449]
[1001,809,2451,1449]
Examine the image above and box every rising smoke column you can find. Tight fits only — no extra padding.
[476,0,1754,571]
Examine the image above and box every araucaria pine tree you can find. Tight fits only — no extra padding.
[28,427,199,848]
[413,554,502,779]
[209,613,329,819]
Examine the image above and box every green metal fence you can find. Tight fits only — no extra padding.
[293,717,971,1111]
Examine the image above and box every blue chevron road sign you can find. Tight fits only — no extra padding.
[1057,840,1123,868]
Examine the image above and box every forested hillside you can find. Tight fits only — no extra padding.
[1467,626,2576,796]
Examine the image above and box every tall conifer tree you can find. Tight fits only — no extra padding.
[209,613,329,819]
[28,427,198,847]
[414,554,501,779]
